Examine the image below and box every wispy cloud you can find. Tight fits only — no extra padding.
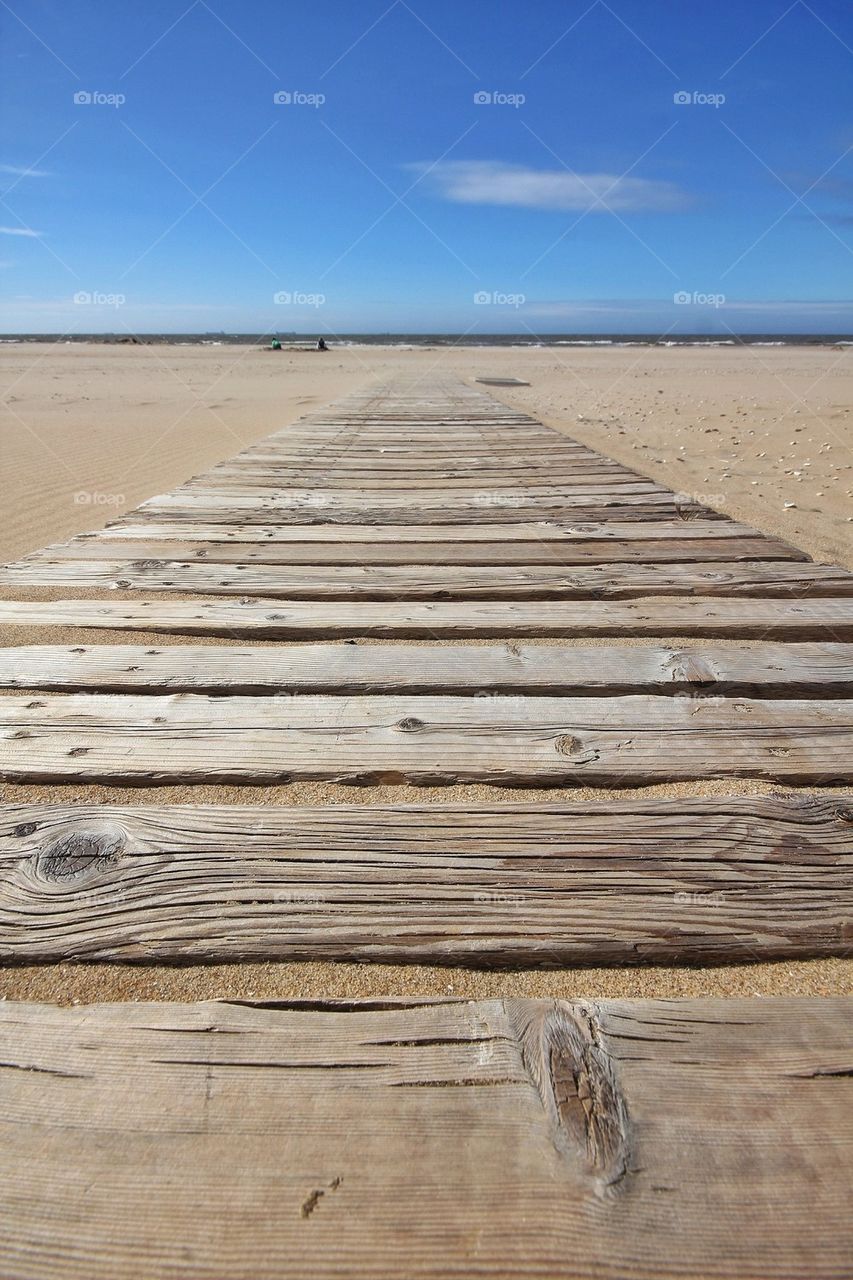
[0,163,49,178]
[410,160,692,213]
[0,225,42,237]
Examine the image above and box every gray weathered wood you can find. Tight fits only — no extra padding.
[2,597,852,638]
[73,518,757,544]
[0,997,849,1279]
[4,558,840,599]
[2,642,852,696]
[1,798,849,963]
[128,491,712,524]
[1,692,850,784]
[120,500,716,524]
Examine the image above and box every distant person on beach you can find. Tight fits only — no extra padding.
[317,337,327,351]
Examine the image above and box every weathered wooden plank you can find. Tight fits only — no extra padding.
[123,498,714,525]
[135,488,683,510]
[1,693,850,784]
[193,469,648,490]
[38,529,768,570]
[91,517,740,543]
[1,798,849,963]
[213,449,617,461]
[220,453,609,470]
[3,642,850,697]
[2,597,851,639]
[228,447,618,463]
[4,558,839,599]
[170,481,667,501]
[0,998,849,1279]
[8,539,812,574]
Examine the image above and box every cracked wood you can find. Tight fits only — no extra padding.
[0,798,849,964]
[0,997,849,1279]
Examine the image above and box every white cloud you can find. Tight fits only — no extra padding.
[721,299,853,312]
[411,160,692,213]
[0,163,49,177]
[0,226,42,237]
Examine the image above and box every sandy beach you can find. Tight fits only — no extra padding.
[1,340,851,1003]
[2,342,851,567]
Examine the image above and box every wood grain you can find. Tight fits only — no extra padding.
[9,536,811,568]
[2,692,850,784]
[2,642,852,696]
[1,798,849,963]
[127,493,712,524]
[3,596,852,638]
[91,519,749,543]
[0,997,849,1279]
[6,558,845,599]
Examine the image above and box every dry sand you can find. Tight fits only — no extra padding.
[1,340,851,1003]
[2,341,851,566]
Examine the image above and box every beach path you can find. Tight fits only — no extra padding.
[0,373,851,966]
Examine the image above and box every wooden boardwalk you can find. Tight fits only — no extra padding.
[0,375,851,962]
[1,377,851,1276]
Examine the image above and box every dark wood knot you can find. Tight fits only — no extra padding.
[395,717,425,732]
[34,830,124,883]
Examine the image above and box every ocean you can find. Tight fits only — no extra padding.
[0,332,851,348]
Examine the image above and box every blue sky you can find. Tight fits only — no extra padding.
[2,0,853,333]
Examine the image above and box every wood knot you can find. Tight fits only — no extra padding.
[34,830,124,883]
[509,1001,630,1192]
[555,735,600,765]
[395,717,425,733]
